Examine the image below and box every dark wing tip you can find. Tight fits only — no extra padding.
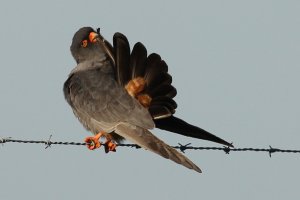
[155,116,234,147]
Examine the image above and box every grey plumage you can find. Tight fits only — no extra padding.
[115,123,201,172]
[65,62,154,133]
[64,27,202,173]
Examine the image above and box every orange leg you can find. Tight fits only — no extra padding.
[84,132,103,150]
[84,132,117,153]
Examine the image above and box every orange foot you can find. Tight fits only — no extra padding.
[125,77,146,97]
[104,140,117,153]
[84,132,117,153]
[84,132,103,150]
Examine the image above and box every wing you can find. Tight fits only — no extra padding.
[115,123,201,173]
[155,116,233,147]
[64,67,155,132]
[99,32,233,146]
[112,33,177,119]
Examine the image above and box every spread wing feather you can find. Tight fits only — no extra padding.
[113,33,176,119]
[110,32,233,147]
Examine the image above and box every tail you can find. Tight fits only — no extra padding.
[155,116,233,147]
[115,123,202,173]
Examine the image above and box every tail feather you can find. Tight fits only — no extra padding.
[150,96,177,114]
[146,72,172,91]
[130,42,148,78]
[155,116,234,147]
[115,123,202,173]
[148,84,177,99]
[148,105,172,119]
[144,54,168,84]
[113,32,131,86]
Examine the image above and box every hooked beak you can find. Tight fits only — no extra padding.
[89,32,99,43]
[88,30,115,66]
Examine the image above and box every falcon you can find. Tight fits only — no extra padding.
[64,27,233,173]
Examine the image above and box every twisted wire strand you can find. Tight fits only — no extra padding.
[1,136,300,157]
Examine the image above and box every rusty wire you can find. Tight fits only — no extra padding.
[1,136,300,157]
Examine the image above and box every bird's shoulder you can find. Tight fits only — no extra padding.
[63,61,114,104]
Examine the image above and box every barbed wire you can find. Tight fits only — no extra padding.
[1,136,300,157]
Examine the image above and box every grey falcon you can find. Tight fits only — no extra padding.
[64,27,233,173]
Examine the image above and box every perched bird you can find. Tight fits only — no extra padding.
[64,27,233,173]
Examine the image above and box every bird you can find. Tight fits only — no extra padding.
[64,27,233,173]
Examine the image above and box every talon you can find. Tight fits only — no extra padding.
[84,132,102,150]
[104,140,117,153]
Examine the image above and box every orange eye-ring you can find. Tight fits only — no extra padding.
[81,40,88,48]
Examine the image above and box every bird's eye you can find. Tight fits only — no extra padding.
[81,40,88,48]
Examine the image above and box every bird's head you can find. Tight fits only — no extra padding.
[70,27,108,63]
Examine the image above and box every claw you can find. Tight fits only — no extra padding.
[104,140,117,153]
[84,132,102,150]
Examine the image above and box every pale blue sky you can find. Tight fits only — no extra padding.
[1,1,299,199]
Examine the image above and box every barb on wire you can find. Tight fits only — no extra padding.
[0,136,11,146]
[177,143,192,153]
[1,136,300,156]
[45,135,52,149]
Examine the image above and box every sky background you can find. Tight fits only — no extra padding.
[0,1,299,199]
